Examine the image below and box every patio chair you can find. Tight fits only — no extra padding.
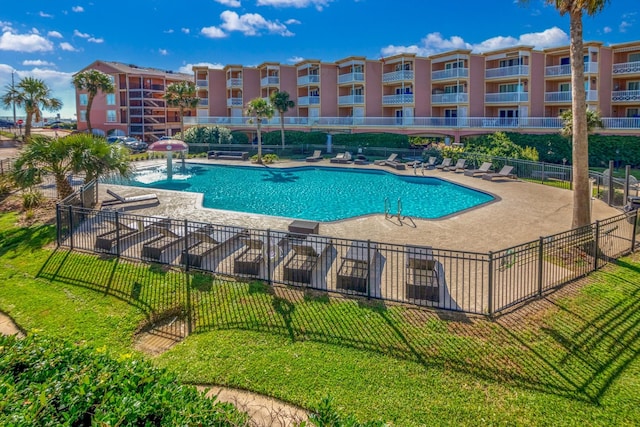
[141,226,196,262]
[234,237,265,276]
[181,225,244,268]
[464,162,494,177]
[482,165,517,181]
[445,158,467,172]
[374,153,398,166]
[434,158,452,170]
[283,237,331,284]
[95,216,169,252]
[424,156,437,169]
[103,189,159,207]
[306,150,323,162]
[405,245,439,302]
[336,241,378,293]
[330,152,352,164]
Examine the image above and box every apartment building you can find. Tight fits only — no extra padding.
[75,61,194,142]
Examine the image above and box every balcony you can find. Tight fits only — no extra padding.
[261,76,280,86]
[338,95,365,105]
[382,70,414,83]
[485,92,529,103]
[611,90,640,102]
[544,90,598,103]
[298,96,320,106]
[196,79,208,88]
[431,93,468,104]
[431,68,469,81]
[227,97,243,107]
[226,78,242,88]
[612,61,640,75]
[485,65,529,79]
[298,75,320,85]
[382,94,414,105]
[198,99,209,107]
[545,62,597,77]
[338,72,365,84]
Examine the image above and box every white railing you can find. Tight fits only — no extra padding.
[612,61,640,75]
[298,96,320,106]
[485,65,529,79]
[545,61,597,76]
[226,97,243,107]
[198,99,209,107]
[602,117,640,128]
[338,72,365,84]
[226,78,242,88]
[431,68,469,80]
[382,70,414,82]
[544,91,572,103]
[382,94,414,105]
[297,75,320,85]
[261,76,279,86]
[611,90,640,102]
[338,95,365,105]
[485,92,529,103]
[431,93,468,104]
[196,79,208,88]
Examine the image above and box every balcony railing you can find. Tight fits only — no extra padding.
[297,75,320,85]
[196,79,208,88]
[431,93,468,104]
[338,73,365,84]
[485,65,529,79]
[261,76,280,86]
[382,94,414,105]
[298,96,320,106]
[612,61,640,75]
[338,95,365,105]
[485,92,529,103]
[545,61,597,77]
[544,90,598,102]
[431,68,469,81]
[227,97,243,107]
[382,70,414,83]
[226,78,242,88]
[611,90,640,102]
[198,99,209,107]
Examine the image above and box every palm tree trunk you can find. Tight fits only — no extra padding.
[54,173,75,200]
[280,112,285,150]
[257,120,263,164]
[570,10,590,229]
[86,95,94,134]
[24,112,33,139]
[179,106,185,139]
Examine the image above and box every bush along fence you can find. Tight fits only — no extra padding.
[55,205,639,316]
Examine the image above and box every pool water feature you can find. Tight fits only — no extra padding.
[109,164,494,222]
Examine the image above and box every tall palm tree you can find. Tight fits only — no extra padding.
[522,0,609,228]
[270,91,295,150]
[1,77,62,139]
[72,69,115,135]
[163,81,199,139]
[246,98,274,164]
[66,133,132,183]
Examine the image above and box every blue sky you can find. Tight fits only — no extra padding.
[1,0,638,119]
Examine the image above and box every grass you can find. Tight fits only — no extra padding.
[0,213,639,425]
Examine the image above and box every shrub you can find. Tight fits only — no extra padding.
[0,334,249,426]
[21,190,44,209]
[251,153,279,164]
[181,125,233,145]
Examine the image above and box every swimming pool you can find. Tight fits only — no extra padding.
[108,164,494,221]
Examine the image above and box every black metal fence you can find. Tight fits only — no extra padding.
[56,205,639,316]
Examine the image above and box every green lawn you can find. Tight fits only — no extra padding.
[1,212,639,426]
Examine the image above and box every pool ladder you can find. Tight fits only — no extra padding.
[384,197,404,220]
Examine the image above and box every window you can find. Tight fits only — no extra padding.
[630,53,640,62]
[627,108,639,117]
[80,110,86,122]
[353,65,363,73]
[351,87,363,95]
[559,83,570,92]
[106,94,116,105]
[499,58,522,68]
[106,110,116,123]
[309,89,319,97]
[499,83,522,93]
[79,94,88,106]
[445,60,464,70]
[628,81,640,91]
[108,75,115,85]
[444,84,464,93]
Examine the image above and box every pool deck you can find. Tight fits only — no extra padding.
[100,158,622,253]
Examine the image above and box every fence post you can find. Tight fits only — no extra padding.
[487,251,494,316]
[367,240,372,300]
[538,237,544,296]
[266,229,272,286]
[56,204,61,247]
[632,210,638,253]
[68,205,74,250]
[184,219,190,272]
[540,162,546,184]
[624,165,631,205]
[607,161,614,206]
[115,211,121,257]
[594,221,600,271]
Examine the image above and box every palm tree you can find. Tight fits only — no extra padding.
[559,108,604,137]
[522,0,609,228]
[163,81,199,139]
[66,133,132,184]
[270,91,295,150]
[72,69,115,135]
[246,98,274,164]
[1,77,62,139]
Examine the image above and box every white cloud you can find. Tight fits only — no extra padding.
[214,0,241,6]
[603,26,612,34]
[48,30,63,38]
[59,42,78,51]
[39,11,53,18]
[201,26,227,38]
[380,27,568,57]
[164,29,174,34]
[0,31,54,52]
[74,29,90,38]
[285,19,301,25]
[31,28,41,35]
[219,10,294,36]
[181,28,190,34]
[288,56,304,63]
[619,21,631,33]
[257,0,332,11]
[159,48,168,55]
[72,6,84,12]
[178,62,224,74]
[22,59,55,67]
[87,37,104,43]
[1,22,13,32]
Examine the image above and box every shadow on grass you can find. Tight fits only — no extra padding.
[37,249,640,405]
[0,223,56,258]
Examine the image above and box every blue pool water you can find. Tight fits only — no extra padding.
[108,164,494,221]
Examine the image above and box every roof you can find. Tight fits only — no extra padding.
[76,60,192,80]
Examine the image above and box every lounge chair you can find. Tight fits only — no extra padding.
[482,165,517,181]
[464,162,494,177]
[181,225,244,268]
[336,241,378,293]
[141,226,196,261]
[374,153,398,166]
[306,150,323,162]
[103,189,159,206]
[445,158,466,172]
[94,216,169,252]
[434,158,452,170]
[234,237,265,276]
[330,152,352,164]
[405,245,439,302]
[283,237,331,284]
[424,156,437,169]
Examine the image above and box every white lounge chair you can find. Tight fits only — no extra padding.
[103,189,159,206]
[435,158,452,170]
[464,162,493,177]
[306,150,323,162]
[482,165,517,181]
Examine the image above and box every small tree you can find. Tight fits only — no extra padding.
[163,81,199,139]
[270,91,295,150]
[245,98,274,164]
[72,69,115,135]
